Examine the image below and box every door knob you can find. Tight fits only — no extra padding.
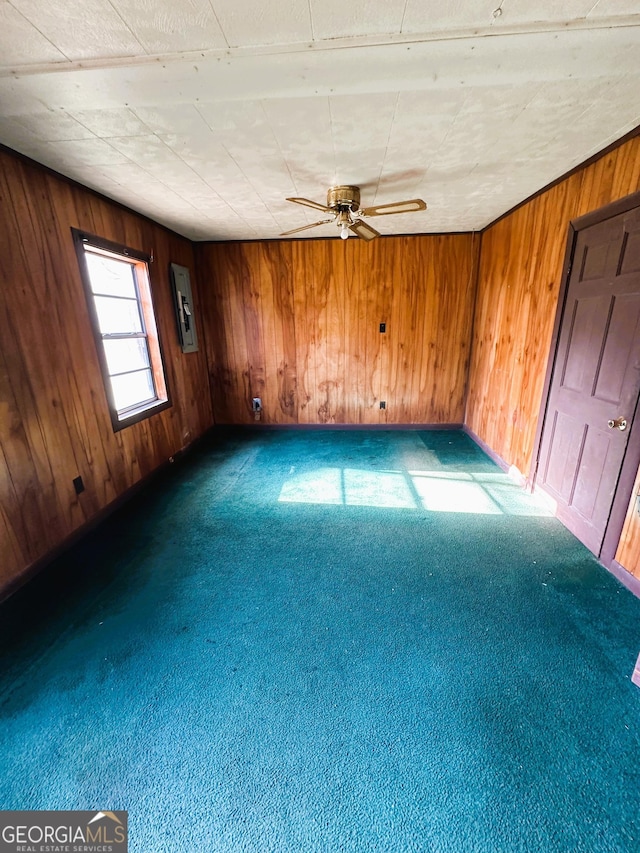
[607,417,627,431]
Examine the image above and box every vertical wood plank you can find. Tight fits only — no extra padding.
[364,240,388,423]
[340,242,359,423]
[616,464,640,578]
[196,243,236,424]
[292,241,315,424]
[313,241,332,423]
[263,243,297,423]
[322,241,345,423]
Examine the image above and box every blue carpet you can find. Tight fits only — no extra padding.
[1,429,639,852]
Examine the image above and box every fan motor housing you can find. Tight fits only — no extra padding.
[327,185,360,212]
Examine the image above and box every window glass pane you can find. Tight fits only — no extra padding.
[77,232,169,427]
[102,338,150,376]
[110,369,155,413]
[93,295,143,335]
[85,252,137,298]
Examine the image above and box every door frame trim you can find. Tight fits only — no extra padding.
[531,190,640,571]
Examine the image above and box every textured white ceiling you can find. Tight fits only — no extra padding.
[0,0,639,241]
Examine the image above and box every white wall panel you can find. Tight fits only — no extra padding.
[0,1,65,66]
[402,0,495,34]
[9,0,144,60]
[212,0,312,47]
[309,0,405,40]
[110,0,228,53]
[70,108,151,138]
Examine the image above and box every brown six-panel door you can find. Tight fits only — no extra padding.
[537,205,640,555]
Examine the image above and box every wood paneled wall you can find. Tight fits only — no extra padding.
[615,465,640,579]
[466,136,640,479]
[0,149,214,596]
[196,235,477,426]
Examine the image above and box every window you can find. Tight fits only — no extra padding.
[73,230,170,430]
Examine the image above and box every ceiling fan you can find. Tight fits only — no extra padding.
[280,185,427,241]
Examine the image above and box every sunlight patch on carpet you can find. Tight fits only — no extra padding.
[279,467,553,516]
[279,467,415,508]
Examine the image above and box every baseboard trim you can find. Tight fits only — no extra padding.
[0,427,216,605]
[602,559,640,599]
[462,426,509,472]
[217,422,465,431]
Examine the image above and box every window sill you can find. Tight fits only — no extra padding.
[111,397,171,432]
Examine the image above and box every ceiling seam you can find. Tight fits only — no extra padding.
[424,91,470,188]
[536,72,633,160]
[195,105,281,231]
[5,0,72,62]
[102,0,148,55]
[327,97,337,187]
[399,0,409,35]
[373,91,400,204]
[307,0,316,42]
[110,109,254,233]
[258,100,303,222]
[205,0,231,48]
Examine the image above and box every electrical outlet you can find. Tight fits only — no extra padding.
[379,323,386,333]
[73,476,85,495]
[380,401,386,409]
[252,397,262,412]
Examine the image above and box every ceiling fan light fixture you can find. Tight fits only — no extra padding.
[282,185,426,242]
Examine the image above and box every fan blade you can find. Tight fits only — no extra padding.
[280,219,333,237]
[359,199,427,217]
[349,219,380,242]
[286,197,332,213]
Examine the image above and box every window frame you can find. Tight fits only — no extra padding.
[73,228,171,431]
